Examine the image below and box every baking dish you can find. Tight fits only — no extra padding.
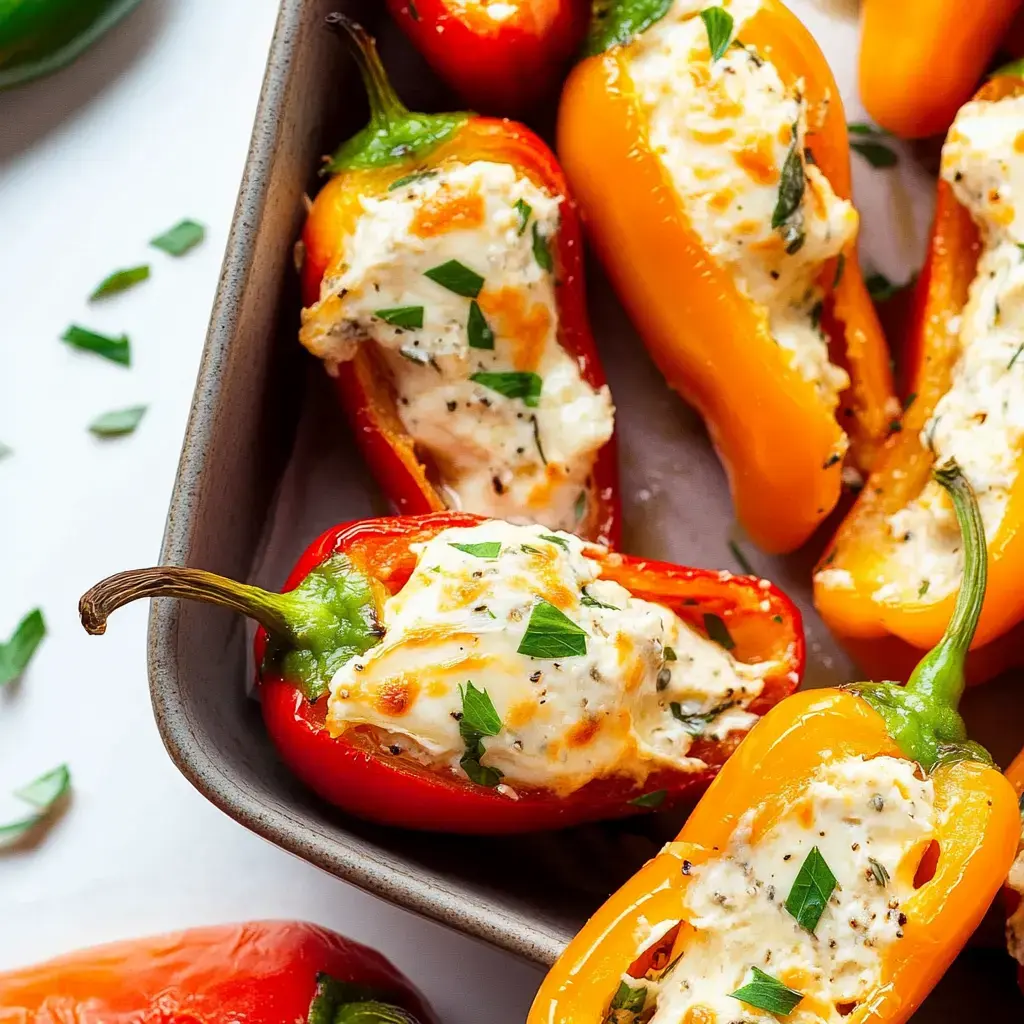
[148,2,1024,1010]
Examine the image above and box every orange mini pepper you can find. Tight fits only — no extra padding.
[859,0,1023,139]
[815,74,1024,687]
[557,0,894,554]
[529,462,1019,1024]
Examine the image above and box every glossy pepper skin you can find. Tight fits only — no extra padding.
[859,0,1023,139]
[79,511,803,834]
[529,462,1019,1024]
[815,75,1024,688]
[302,16,619,548]
[557,0,895,555]
[385,0,588,115]
[1004,749,1024,993]
[0,920,436,1023]
[0,0,143,90]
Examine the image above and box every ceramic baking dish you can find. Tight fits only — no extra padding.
[148,0,1024,1013]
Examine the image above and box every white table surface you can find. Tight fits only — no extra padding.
[0,0,542,1016]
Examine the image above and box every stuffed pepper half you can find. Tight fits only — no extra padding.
[816,72,1024,685]
[558,0,895,553]
[300,17,619,546]
[81,513,802,833]
[529,461,1019,1024]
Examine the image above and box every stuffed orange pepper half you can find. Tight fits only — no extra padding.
[300,15,619,547]
[558,0,895,554]
[816,72,1024,686]
[859,0,1023,139]
[529,460,1019,1024]
[1004,749,1024,993]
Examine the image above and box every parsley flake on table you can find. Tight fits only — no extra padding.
[0,764,71,848]
[61,325,131,367]
[150,219,205,256]
[0,608,46,686]
[89,264,150,300]
[89,405,148,437]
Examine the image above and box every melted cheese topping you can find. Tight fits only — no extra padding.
[325,521,775,794]
[1007,828,1024,966]
[300,160,614,532]
[640,756,935,1023]
[874,95,1024,602]
[627,0,857,413]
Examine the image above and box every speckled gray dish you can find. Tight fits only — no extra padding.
[149,0,1024,1014]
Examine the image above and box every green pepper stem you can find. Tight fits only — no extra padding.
[325,13,408,128]
[904,459,986,712]
[79,566,295,639]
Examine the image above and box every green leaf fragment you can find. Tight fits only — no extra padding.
[730,967,803,1016]
[449,541,501,559]
[0,608,46,686]
[532,222,553,272]
[670,699,735,736]
[629,789,667,808]
[703,612,735,650]
[515,198,532,235]
[470,371,542,407]
[375,306,424,328]
[541,533,570,550]
[851,140,898,168]
[150,219,205,256]
[460,681,502,736]
[0,764,71,847]
[89,406,147,437]
[585,0,673,56]
[61,325,130,367]
[580,588,618,610]
[700,6,733,61]
[785,846,837,933]
[518,599,587,658]
[388,170,436,191]
[772,127,805,232]
[424,259,485,298]
[90,264,150,300]
[610,979,647,1013]
[467,300,495,349]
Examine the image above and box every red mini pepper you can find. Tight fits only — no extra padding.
[385,0,588,115]
[80,512,804,834]
[301,17,619,547]
[0,920,436,1022]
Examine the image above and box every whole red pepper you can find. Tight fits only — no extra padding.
[0,920,436,1022]
[301,16,619,547]
[80,512,804,834]
[384,0,589,115]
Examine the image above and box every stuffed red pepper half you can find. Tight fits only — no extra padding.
[300,16,619,547]
[81,513,803,833]
[0,920,436,1023]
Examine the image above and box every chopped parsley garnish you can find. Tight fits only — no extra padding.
[702,612,735,650]
[580,588,618,610]
[785,846,837,933]
[518,599,587,658]
[917,579,930,598]
[90,265,150,300]
[514,198,532,235]
[532,222,554,272]
[375,306,424,328]
[848,122,898,169]
[609,979,647,1014]
[424,259,484,298]
[868,857,890,886]
[833,252,846,288]
[532,415,546,464]
[150,219,205,256]
[574,490,587,522]
[728,539,755,575]
[470,370,542,407]
[88,406,147,437]
[61,325,130,367]
[388,169,435,190]
[771,125,805,247]
[730,967,803,1016]
[0,764,71,847]
[449,541,501,559]
[541,533,570,550]
[866,272,914,302]
[1008,343,1024,370]
[458,682,503,787]
[670,700,735,735]
[629,789,667,809]
[903,391,917,412]
[467,300,495,349]
[0,608,46,686]
[699,5,733,61]
[664,646,677,661]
